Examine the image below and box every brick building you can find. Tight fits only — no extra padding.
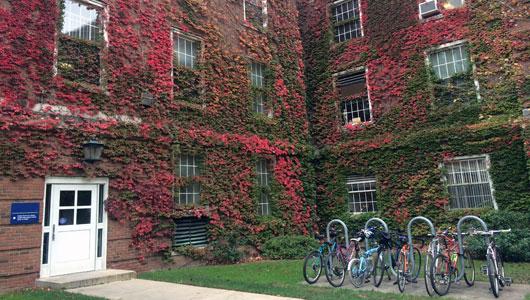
[0,0,314,292]
[1,0,529,293]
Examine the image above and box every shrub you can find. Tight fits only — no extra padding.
[209,234,243,264]
[465,210,530,262]
[261,235,320,259]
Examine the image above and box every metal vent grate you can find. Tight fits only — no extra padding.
[338,71,365,87]
[174,217,208,247]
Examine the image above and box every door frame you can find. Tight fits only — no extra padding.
[40,177,108,278]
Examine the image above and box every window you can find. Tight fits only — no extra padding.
[338,70,371,124]
[62,0,101,42]
[244,0,266,27]
[430,44,469,80]
[331,0,362,43]
[173,217,208,247]
[444,156,496,209]
[173,35,198,69]
[428,42,478,104]
[347,175,377,213]
[440,0,464,9]
[257,159,272,215]
[178,155,201,205]
[58,0,103,85]
[251,62,267,114]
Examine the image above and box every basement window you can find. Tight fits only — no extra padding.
[174,217,208,247]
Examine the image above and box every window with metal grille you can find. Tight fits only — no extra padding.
[444,156,495,209]
[173,217,208,247]
[62,0,102,42]
[338,71,371,124]
[174,36,198,69]
[257,159,271,215]
[430,44,469,80]
[178,155,201,205]
[331,0,362,43]
[347,175,377,213]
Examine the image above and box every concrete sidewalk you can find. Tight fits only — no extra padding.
[69,279,301,300]
[309,275,530,299]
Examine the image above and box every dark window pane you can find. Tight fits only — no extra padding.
[77,209,91,224]
[97,229,103,257]
[59,209,74,225]
[78,190,92,206]
[60,191,75,207]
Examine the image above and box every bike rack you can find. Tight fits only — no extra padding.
[407,216,437,278]
[326,219,350,251]
[456,215,488,282]
[364,218,397,277]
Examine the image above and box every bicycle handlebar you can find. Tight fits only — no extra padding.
[474,228,512,236]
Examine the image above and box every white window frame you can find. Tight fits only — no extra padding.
[177,154,201,205]
[346,175,377,214]
[329,0,364,43]
[243,0,267,28]
[333,66,373,126]
[54,0,108,87]
[257,158,272,216]
[250,61,268,115]
[442,154,498,210]
[170,29,205,106]
[425,40,481,100]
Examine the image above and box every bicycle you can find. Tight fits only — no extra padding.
[475,229,512,298]
[372,229,422,289]
[430,228,475,296]
[348,229,377,288]
[395,234,424,293]
[324,230,362,287]
[303,233,336,284]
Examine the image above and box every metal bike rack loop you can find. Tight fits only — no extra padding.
[364,218,396,277]
[326,219,350,250]
[456,215,488,282]
[407,216,437,278]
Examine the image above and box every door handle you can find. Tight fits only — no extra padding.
[52,224,55,241]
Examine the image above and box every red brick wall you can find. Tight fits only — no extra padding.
[0,177,45,293]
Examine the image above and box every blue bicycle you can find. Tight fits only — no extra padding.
[348,231,379,288]
[303,232,337,284]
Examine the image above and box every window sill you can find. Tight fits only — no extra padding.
[174,100,206,111]
[242,21,267,34]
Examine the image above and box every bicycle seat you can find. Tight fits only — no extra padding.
[315,233,325,240]
[350,237,363,243]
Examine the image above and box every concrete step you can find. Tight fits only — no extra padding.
[36,269,136,289]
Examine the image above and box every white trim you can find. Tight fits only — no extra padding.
[40,177,108,278]
[329,0,364,42]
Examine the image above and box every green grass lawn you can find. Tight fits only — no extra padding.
[0,289,106,300]
[139,259,530,300]
[139,259,442,300]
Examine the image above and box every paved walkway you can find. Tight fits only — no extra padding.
[309,276,530,299]
[69,279,301,300]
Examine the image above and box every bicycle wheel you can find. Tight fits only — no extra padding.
[495,249,505,287]
[349,259,365,288]
[431,253,452,296]
[324,253,346,287]
[487,253,499,297]
[424,251,435,296]
[303,250,322,284]
[463,249,475,286]
[373,249,385,287]
[397,250,406,293]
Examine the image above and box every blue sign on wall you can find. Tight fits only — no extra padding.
[10,203,40,224]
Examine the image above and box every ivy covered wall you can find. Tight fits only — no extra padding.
[0,0,317,261]
[298,0,530,229]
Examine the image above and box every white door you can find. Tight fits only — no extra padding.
[49,184,98,276]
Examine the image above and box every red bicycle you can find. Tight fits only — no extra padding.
[430,227,475,296]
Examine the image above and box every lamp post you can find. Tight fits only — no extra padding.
[82,140,104,163]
